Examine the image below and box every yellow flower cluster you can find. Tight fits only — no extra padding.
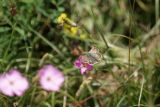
[57,13,88,39]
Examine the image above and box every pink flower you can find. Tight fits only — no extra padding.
[74,58,93,74]
[0,69,29,97]
[38,65,64,92]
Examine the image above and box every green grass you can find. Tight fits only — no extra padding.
[0,0,160,107]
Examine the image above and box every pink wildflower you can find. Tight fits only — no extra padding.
[38,64,64,92]
[74,58,93,74]
[0,69,29,97]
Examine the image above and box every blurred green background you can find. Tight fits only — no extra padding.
[0,0,160,107]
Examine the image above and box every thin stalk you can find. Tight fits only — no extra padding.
[155,0,159,34]
[138,77,145,107]
[128,0,136,72]
[63,76,68,107]
[51,92,55,107]
[155,0,159,22]
[90,8,109,49]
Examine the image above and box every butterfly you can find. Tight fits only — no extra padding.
[79,46,102,64]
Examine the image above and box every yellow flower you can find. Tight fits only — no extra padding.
[57,13,67,24]
[70,27,78,35]
[63,24,78,36]
[57,13,80,36]
[80,34,87,39]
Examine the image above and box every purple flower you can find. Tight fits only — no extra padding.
[74,58,93,74]
[0,69,29,97]
[38,65,64,92]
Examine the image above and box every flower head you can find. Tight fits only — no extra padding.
[38,65,64,92]
[0,69,29,97]
[70,27,78,35]
[57,13,67,24]
[74,57,93,74]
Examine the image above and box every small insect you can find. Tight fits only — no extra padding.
[80,46,102,64]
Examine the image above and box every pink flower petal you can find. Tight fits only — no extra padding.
[0,69,29,97]
[80,67,87,74]
[38,64,64,92]
[74,56,94,75]
[86,64,93,71]
[74,58,82,68]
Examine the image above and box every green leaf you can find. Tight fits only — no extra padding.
[0,27,10,33]
[20,0,34,3]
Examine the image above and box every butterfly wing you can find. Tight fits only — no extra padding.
[79,54,90,64]
[80,54,101,64]
[80,46,102,64]
[88,46,102,62]
[89,46,99,53]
